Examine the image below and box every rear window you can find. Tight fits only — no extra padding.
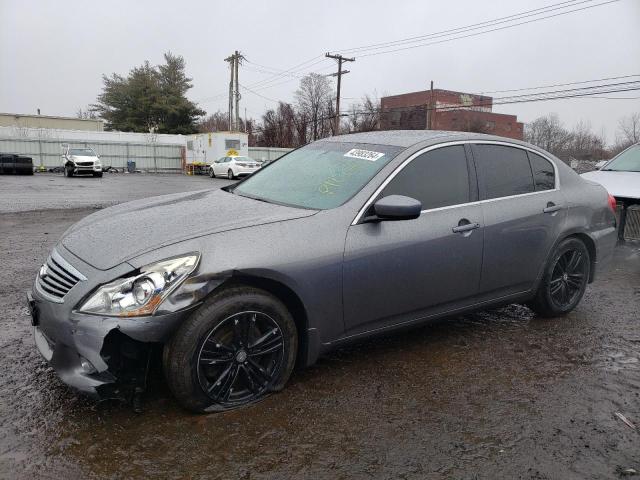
[474,145,534,199]
[528,152,555,191]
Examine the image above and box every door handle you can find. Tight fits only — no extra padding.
[452,222,480,233]
[543,203,563,214]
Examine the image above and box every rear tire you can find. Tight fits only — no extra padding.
[164,286,298,413]
[529,237,590,317]
[227,169,235,180]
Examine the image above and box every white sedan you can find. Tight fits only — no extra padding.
[581,144,640,202]
[581,143,639,239]
[209,156,261,180]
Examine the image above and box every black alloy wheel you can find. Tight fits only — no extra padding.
[548,249,587,309]
[164,286,298,413]
[529,237,590,317]
[196,311,285,407]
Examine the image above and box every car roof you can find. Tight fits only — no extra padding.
[321,130,529,149]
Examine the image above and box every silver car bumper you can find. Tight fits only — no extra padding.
[27,248,196,399]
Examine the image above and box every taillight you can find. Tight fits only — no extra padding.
[607,193,617,213]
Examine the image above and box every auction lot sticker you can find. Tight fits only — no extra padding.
[344,149,385,162]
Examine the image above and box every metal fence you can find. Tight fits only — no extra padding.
[0,136,183,171]
[0,132,293,172]
[248,147,293,162]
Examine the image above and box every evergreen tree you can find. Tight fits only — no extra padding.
[93,53,204,133]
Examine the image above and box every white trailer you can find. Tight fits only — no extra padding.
[185,132,249,165]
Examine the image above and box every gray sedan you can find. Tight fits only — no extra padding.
[28,131,617,413]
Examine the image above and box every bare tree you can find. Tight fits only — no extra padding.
[294,110,309,146]
[566,120,607,160]
[616,112,640,148]
[347,94,380,133]
[198,111,229,132]
[295,73,333,141]
[257,102,297,148]
[524,114,572,159]
[76,106,97,120]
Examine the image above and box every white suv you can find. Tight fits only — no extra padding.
[209,156,261,179]
[62,146,103,178]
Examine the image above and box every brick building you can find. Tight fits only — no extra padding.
[380,89,523,140]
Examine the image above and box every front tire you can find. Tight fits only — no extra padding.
[65,165,73,177]
[164,286,298,413]
[93,171,103,178]
[529,237,590,317]
[209,167,216,178]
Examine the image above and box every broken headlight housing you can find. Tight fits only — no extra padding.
[78,254,199,317]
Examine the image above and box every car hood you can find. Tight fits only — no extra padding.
[70,155,98,162]
[581,170,640,200]
[61,189,317,270]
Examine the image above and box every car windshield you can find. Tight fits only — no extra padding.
[603,145,640,172]
[233,141,402,209]
[69,148,96,156]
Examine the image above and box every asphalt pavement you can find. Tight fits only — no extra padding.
[0,173,638,479]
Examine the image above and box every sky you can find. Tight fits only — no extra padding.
[1,0,639,144]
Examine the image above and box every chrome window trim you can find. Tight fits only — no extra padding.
[351,140,560,225]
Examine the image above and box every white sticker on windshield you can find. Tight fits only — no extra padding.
[344,148,385,162]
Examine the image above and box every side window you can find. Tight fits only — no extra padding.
[528,152,555,191]
[381,146,470,210]
[473,145,534,199]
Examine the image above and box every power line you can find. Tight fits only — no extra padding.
[338,0,592,54]
[355,0,621,58]
[479,74,640,94]
[240,84,280,103]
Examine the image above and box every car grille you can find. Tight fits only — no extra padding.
[37,250,86,301]
[76,161,93,166]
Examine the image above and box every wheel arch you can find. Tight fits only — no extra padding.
[565,232,596,282]
[532,229,598,295]
[211,274,313,368]
[553,231,597,283]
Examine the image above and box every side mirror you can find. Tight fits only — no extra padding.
[366,195,422,222]
[595,160,607,170]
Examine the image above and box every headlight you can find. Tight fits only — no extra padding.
[78,254,199,317]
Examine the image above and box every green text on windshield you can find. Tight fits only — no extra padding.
[234,142,401,209]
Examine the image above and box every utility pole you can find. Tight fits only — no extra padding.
[224,51,244,131]
[429,80,436,130]
[428,80,435,130]
[234,50,241,131]
[325,52,355,135]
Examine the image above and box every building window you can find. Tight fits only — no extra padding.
[225,139,240,150]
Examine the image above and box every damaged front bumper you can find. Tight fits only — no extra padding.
[27,249,197,400]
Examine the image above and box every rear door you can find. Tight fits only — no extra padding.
[342,144,484,335]
[471,143,566,296]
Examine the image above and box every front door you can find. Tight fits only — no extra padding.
[343,145,485,336]
[214,157,228,176]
